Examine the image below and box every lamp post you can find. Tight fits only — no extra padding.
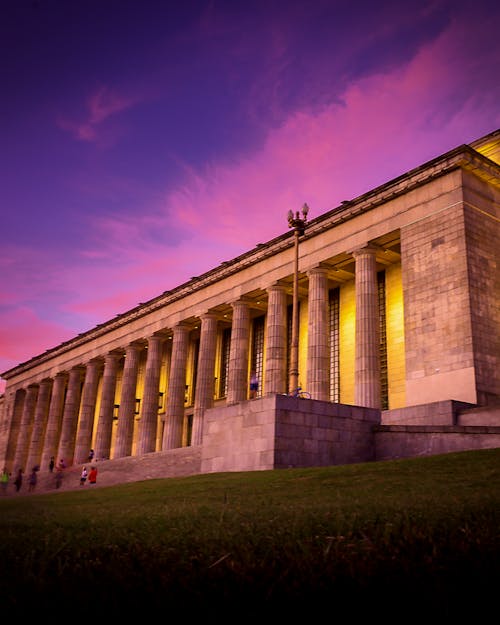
[287,203,309,394]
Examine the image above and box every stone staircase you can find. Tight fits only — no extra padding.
[6,445,203,497]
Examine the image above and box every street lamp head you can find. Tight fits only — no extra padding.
[288,204,310,233]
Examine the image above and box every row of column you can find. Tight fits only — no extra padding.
[8,246,381,472]
[306,246,380,407]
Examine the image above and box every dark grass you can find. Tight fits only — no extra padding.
[1,448,499,620]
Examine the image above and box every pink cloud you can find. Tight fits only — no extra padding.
[0,307,74,383]
[164,9,499,249]
[57,86,139,143]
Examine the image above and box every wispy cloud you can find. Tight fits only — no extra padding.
[57,86,139,143]
[165,13,499,247]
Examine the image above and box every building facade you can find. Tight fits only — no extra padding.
[1,129,499,476]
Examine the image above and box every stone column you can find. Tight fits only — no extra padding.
[74,359,102,464]
[264,284,288,395]
[307,266,330,401]
[3,390,23,472]
[114,343,142,458]
[12,384,38,472]
[25,378,53,472]
[41,372,67,470]
[163,324,190,450]
[226,300,251,404]
[57,366,85,466]
[136,335,164,455]
[94,352,121,461]
[353,245,381,408]
[191,313,218,445]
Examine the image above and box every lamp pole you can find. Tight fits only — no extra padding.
[287,203,309,394]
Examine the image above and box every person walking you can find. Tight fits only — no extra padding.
[1,467,9,494]
[28,468,38,492]
[80,466,88,486]
[49,456,55,472]
[55,466,63,489]
[249,370,258,399]
[88,466,98,485]
[88,449,95,462]
[14,468,23,492]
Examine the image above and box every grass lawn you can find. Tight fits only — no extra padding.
[1,448,498,620]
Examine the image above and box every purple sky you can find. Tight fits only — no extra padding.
[1,0,499,392]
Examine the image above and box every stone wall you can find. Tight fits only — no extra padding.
[374,425,500,461]
[200,394,380,474]
[462,170,500,405]
[381,399,475,426]
[401,195,478,406]
[201,396,500,474]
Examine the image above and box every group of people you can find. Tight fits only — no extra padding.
[79,449,97,486]
[1,466,39,494]
[1,450,98,494]
[80,465,98,486]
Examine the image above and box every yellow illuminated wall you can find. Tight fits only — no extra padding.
[385,264,406,408]
[131,350,147,456]
[109,368,123,459]
[90,375,103,452]
[298,299,308,391]
[339,281,356,404]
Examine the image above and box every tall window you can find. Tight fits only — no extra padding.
[251,316,265,397]
[188,339,199,407]
[378,271,389,410]
[329,288,340,402]
[218,327,231,398]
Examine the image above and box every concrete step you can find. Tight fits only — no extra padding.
[4,445,203,497]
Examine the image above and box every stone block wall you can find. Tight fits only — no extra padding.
[200,397,277,474]
[401,196,477,405]
[273,396,380,468]
[374,425,500,461]
[462,171,500,404]
[381,399,475,426]
[200,394,380,474]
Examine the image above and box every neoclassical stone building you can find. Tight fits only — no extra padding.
[1,129,499,477]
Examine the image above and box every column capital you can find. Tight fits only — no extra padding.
[172,321,191,332]
[146,334,165,345]
[266,282,288,294]
[87,357,104,370]
[199,311,219,321]
[351,243,380,258]
[124,341,144,353]
[307,265,329,278]
[105,350,124,361]
[69,365,86,377]
[230,297,251,308]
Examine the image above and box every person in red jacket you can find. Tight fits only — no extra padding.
[88,466,98,484]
